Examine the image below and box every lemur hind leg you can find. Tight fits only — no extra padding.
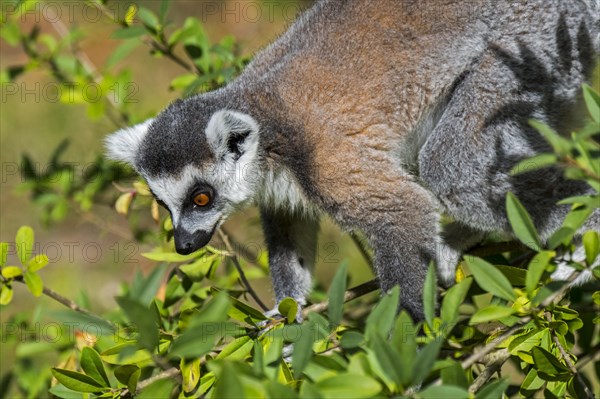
[260,208,319,321]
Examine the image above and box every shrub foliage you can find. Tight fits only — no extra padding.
[1,1,599,398]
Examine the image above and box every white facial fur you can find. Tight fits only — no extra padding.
[104,119,153,165]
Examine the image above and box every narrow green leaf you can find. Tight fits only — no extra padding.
[391,311,417,386]
[27,254,49,272]
[529,120,572,156]
[215,336,253,360]
[475,378,509,399]
[511,153,557,176]
[531,347,571,381]
[1,266,22,279]
[314,374,381,399]
[340,331,364,349]
[111,26,147,39]
[23,271,43,296]
[0,242,8,266]
[441,278,472,324]
[292,321,315,379]
[213,362,246,399]
[278,297,299,324]
[583,231,599,266]
[470,305,515,325]
[464,257,516,301]
[441,361,469,389]
[418,385,469,399]
[526,251,555,295]
[80,347,110,387]
[114,365,140,393]
[506,192,541,251]
[365,286,400,341]
[51,368,104,393]
[582,84,600,124]
[412,338,443,385]
[327,261,348,326]
[252,340,265,376]
[105,40,139,69]
[367,333,403,387]
[15,226,34,265]
[169,322,234,359]
[423,262,437,327]
[115,297,159,350]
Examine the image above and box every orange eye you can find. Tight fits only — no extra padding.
[193,192,211,207]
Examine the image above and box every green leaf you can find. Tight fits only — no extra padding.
[15,226,34,265]
[1,266,22,279]
[115,296,159,350]
[423,262,437,327]
[327,261,348,326]
[0,242,8,266]
[526,251,555,294]
[212,362,246,399]
[475,378,509,399]
[511,153,558,175]
[391,311,417,386]
[170,322,234,359]
[51,368,104,393]
[314,374,381,399]
[412,338,443,385]
[114,365,140,393]
[366,333,403,388]
[266,381,298,399]
[441,278,472,324]
[583,230,599,266]
[128,267,165,306]
[137,7,160,30]
[418,385,469,399]
[0,285,13,305]
[441,361,469,389]
[142,250,203,263]
[111,26,147,39]
[278,297,299,324]
[27,254,49,272]
[531,347,571,381]
[180,358,201,394]
[529,119,572,156]
[470,305,515,325]
[136,378,175,398]
[105,40,140,69]
[365,285,400,341]
[506,192,541,250]
[24,271,43,296]
[340,331,364,349]
[582,84,600,124]
[215,336,253,360]
[80,347,110,387]
[293,320,315,379]
[464,257,516,302]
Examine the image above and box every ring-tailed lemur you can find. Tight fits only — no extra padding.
[106,0,600,321]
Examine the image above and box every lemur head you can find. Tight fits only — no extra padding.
[105,96,263,255]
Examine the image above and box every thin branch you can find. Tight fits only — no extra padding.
[545,312,594,398]
[11,276,118,330]
[303,279,379,316]
[217,228,269,311]
[468,349,510,393]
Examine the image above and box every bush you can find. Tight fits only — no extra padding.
[1,1,599,398]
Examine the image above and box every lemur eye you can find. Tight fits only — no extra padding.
[193,192,211,207]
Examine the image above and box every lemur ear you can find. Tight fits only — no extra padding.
[206,110,259,161]
[104,119,154,167]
